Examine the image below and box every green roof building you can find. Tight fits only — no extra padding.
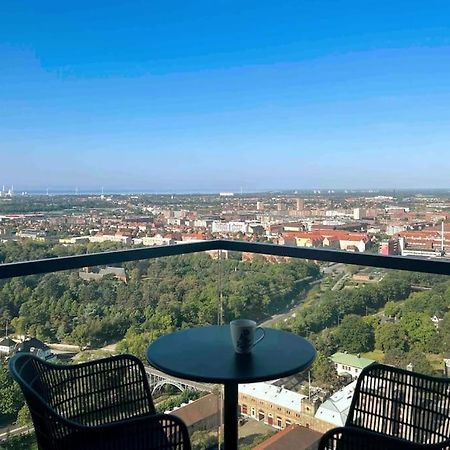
[330,352,375,379]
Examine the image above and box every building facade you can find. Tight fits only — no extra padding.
[330,352,375,379]
[238,382,332,433]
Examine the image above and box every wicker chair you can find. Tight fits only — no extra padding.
[9,353,191,450]
[318,364,450,450]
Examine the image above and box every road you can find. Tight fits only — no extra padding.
[261,264,350,327]
[0,426,32,442]
[260,278,321,327]
[331,272,350,291]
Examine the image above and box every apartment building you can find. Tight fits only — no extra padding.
[238,382,331,433]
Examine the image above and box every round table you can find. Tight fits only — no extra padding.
[146,325,316,450]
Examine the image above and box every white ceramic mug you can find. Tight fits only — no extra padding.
[230,319,265,354]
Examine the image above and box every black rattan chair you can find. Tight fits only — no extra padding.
[9,353,191,450]
[318,364,450,450]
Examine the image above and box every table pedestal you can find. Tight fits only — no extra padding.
[224,382,238,450]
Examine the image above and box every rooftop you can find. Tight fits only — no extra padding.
[330,352,375,369]
[170,393,220,426]
[314,380,357,426]
[0,337,16,348]
[239,382,306,412]
[253,424,322,450]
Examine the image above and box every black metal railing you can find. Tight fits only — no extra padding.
[0,240,449,280]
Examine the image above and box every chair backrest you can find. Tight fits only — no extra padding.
[346,363,450,445]
[9,353,156,449]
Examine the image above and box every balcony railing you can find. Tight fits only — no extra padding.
[1,239,449,449]
[1,239,449,279]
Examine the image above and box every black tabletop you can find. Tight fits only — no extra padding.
[146,325,316,384]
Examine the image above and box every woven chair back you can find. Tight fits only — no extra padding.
[347,364,450,445]
[9,353,156,449]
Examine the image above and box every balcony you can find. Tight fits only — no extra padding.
[0,240,449,449]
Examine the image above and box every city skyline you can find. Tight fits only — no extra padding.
[2,1,450,190]
[2,185,450,196]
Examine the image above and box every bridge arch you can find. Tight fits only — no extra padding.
[151,379,186,395]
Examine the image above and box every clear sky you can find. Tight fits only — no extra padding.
[2,1,450,192]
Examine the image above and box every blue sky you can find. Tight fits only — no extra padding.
[1,1,450,192]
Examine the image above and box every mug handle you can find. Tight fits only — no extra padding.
[252,327,265,347]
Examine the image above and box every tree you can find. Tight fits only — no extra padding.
[440,312,450,353]
[0,359,24,417]
[384,349,434,376]
[0,433,38,450]
[405,350,434,376]
[311,353,338,387]
[117,329,153,360]
[70,323,91,350]
[384,301,402,318]
[400,312,438,353]
[375,322,407,352]
[311,329,338,356]
[16,405,32,426]
[383,349,405,368]
[335,315,375,353]
[191,431,218,450]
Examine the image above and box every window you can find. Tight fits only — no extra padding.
[277,417,282,428]
[286,419,292,427]
[258,410,265,421]
[242,404,248,415]
[251,407,256,418]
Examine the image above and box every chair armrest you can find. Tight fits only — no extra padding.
[68,413,191,450]
[318,426,449,450]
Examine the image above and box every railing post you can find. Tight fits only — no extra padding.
[218,249,224,325]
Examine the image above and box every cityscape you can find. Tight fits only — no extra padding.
[0,188,449,448]
[2,1,450,449]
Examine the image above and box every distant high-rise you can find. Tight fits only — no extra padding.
[353,208,366,220]
[296,199,305,211]
[6,185,14,197]
[256,201,264,211]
